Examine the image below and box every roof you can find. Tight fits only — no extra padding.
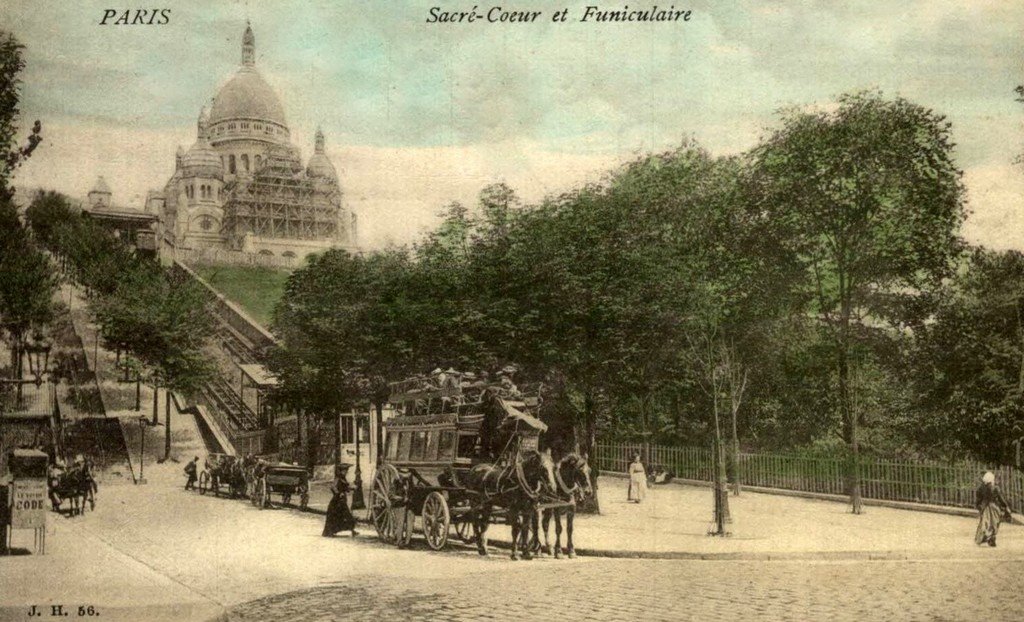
[210,67,288,127]
[238,363,278,387]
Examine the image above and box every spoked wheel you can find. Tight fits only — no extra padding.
[86,487,96,512]
[422,491,450,551]
[198,471,209,495]
[371,464,399,544]
[299,483,309,511]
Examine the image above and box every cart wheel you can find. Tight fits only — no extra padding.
[422,492,450,551]
[282,493,292,506]
[258,478,269,509]
[455,517,475,544]
[198,471,209,495]
[87,487,96,512]
[299,483,309,511]
[370,464,399,544]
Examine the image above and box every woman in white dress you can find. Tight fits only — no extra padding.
[627,453,647,503]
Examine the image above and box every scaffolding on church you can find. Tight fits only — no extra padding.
[220,147,344,246]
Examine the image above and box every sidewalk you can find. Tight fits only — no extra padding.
[307,475,1022,561]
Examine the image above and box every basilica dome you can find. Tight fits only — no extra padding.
[182,108,223,178]
[210,67,287,128]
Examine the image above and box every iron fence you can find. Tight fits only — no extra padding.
[594,442,1024,512]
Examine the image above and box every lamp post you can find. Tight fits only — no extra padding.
[3,338,52,407]
[351,412,366,510]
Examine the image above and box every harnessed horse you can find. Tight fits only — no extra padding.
[49,462,97,516]
[531,452,593,558]
[462,447,557,559]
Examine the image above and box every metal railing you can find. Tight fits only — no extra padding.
[594,442,1024,512]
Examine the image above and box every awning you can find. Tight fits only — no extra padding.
[498,398,547,432]
[238,363,278,388]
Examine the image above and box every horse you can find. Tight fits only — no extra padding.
[49,463,96,517]
[531,452,593,559]
[463,447,557,560]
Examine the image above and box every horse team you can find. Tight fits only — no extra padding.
[48,458,97,517]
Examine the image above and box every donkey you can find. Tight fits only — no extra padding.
[464,448,557,560]
[531,452,593,558]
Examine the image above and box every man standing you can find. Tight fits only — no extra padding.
[184,456,199,491]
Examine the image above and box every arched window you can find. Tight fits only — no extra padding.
[281,251,296,258]
[229,155,236,174]
[220,156,225,169]
[258,249,273,256]
[254,155,262,170]
[241,154,250,172]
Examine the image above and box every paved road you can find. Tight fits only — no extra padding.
[221,557,1024,621]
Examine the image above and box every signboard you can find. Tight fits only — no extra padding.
[520,436,539,451]
[11,478,47,529]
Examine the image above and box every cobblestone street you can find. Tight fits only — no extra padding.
[4,451,1024,621]
[222,558,1024,621]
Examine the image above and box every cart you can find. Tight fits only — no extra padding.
[251,462,310,510]
[370,369,548,551]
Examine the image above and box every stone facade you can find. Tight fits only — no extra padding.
[151,23,358,262]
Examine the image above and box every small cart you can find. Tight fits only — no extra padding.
[251,462,310,510]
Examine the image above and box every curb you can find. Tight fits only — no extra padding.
[601,472,1024,525]
[300,505,1021,562]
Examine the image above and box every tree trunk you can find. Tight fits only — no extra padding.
[152,383,159,425]
[838,306,863,515]
[164,387,172,461]
[333,412,341,465]
[579,391,601,515]
[711,382,730,527]
[306,414,320,473]
[375,401,385,466]
[730,391,741,495]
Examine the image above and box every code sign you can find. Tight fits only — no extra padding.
[11,478,47,529]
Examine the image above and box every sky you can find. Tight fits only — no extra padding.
[2,0,1023,250]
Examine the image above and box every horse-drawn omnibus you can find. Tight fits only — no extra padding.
[369,370,569,558]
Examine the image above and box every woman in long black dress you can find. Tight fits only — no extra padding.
[323,463,358,537]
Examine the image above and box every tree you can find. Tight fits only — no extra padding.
[753,90,966,513]
[909,248,1024,464]
[0,30,42,203]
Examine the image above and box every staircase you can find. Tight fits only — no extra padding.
[201,376,259,432]
[61,417,134,484]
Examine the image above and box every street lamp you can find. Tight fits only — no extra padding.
[351,412,366,510]
[2,337,52,406]
[23,341,52,386]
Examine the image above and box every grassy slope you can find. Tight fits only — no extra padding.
[193,264,291,328]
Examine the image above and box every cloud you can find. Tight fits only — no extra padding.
[4,0,1024,251]
[962,163,1024,251]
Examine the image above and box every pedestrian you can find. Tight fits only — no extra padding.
[323,463,358,538]
[184,456,199,491]
[628,453,647,503]
[975,471,1012,547]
